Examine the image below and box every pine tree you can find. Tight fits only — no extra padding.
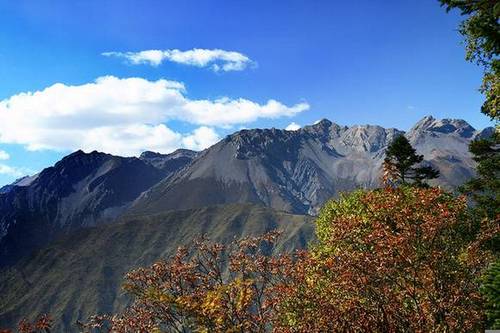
[460,134,500,219]
[460,134,500,329]
[440,2,499,330]
[481,260,500,329]
[439,0,499,121]
[383,135,439,187]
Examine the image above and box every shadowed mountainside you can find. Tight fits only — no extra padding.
[0,204,313,332]
[0,149,196,267]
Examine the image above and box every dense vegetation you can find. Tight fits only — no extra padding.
[440,0,499,328]
[278,187,497,332]
[439,0,499,120]
[3,138,497,332]
[56,186,498,332]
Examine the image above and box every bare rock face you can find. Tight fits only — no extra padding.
[0,175,38,194]
[139,149,198,173]
[128,116,491,217]
[406,116,485,188]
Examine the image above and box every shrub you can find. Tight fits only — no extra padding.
[274,186,498,332]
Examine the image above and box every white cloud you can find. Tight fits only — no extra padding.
[0,150,9,160]
[0,76,308,156]
[285,122,301,131]
[80,124,183,157]
[102,48,254,72]
[181,98,308,126]
[182,127,220,151]
[0,164,25,177]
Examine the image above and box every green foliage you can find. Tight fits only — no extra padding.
[460,134,500,219]
[440,4,500,325]
[315,189,368,246]
[462,134,500,331]
[315,186,470,255]
[482,259,500,329]
[439,0,499,120]
[383,135,439,186]
[276,186,498,331]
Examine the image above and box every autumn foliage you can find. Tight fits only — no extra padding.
[73,187,497,332]
[274,186,498,332]
[78,231,291,333]
[0,314,52,333]
[2,187,497,332]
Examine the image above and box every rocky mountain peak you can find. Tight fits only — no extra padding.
[55,150,110,171]
[228,128,288,146]
[303,119,346,139]
[169,148,198,158]
[312,118,333,128]
[140,149,197,161]
[409,115,476,139]
[0,149,182,267]
[338,125,403,153]
[0,116,489,269]
[139,151,163,159]
[412,115,436,130]
[473,126,496,140]
[225,127,304,160]
[139,149,197,172]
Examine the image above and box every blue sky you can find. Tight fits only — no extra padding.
[0,0,493,186]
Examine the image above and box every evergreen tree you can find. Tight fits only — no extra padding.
[440,1,500,329]
[439,0,499,121]
[481,260,500,329]
[460,134,500,219]
[460,134,500,330]
[383,135,439,187]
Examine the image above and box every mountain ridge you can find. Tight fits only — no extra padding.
[0,149,197,267]
[128,116,491,217]
[0,115,493,330]
[0,116,493,267]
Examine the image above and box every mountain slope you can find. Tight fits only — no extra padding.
[128,116,489,217]
[0,149,196,267]
[406,116,484,188]
[139,149,198,172]
[0,116,490,268]
[0,204,313,332]
[0,175,38,194]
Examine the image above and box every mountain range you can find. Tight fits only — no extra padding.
[0,149,196,267]
[127,116,490,218]
[0,116,492,331]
